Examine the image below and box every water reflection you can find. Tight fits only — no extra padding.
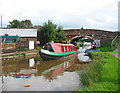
[78,53,91,62]
[29,58,35,68]
[42,57,77,81]
[78,47,91,62]
[2,45,93,91]
[2,55,83,91]
[2,56,77,80]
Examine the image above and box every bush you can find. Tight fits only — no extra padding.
[99,38,118,52]
[76,52,118,91]
[37,46,42,50]
[77,45,80,49]
[77,53,103,86]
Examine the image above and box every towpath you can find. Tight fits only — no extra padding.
[110,36,120,60]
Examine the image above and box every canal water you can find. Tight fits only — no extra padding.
[2,47,91,91]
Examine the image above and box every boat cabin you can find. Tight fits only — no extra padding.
[43,43,77,53]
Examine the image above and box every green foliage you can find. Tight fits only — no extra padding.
[21,53,26,58]
[8,19,21,28]
[76,52,118,91]
[38,20,56,45]
[54,26,67,43]
[20,20,33,28]
[8,19,33,28]
[77,53,103,86]
[118,32,120,36]
[99,38,118,52]
[77,44,80,49]
[37,46,42,50]
[37,20,67,46]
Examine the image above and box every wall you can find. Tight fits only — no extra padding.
[20,37,37,49]
[64,29,118,46]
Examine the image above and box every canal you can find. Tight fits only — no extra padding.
[2,47,91,91]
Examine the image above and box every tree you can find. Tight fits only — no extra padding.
[37,20,67,46]
[38,20,56,46]
[21,20,33,28]
[8,19,33,28]
[8,19,21,28]
[54,26,67,43]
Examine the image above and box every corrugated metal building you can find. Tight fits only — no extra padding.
[0,36,20,43]
[0,29,37,37]
[0,29,37,49]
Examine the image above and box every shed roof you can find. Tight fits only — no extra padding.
[0,29,37,37]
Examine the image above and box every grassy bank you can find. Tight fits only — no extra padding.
[98,38,118,52]
[76,52,119,91]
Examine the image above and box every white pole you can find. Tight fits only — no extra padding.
[1,15,2,28]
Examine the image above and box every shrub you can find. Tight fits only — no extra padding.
[77,53,103,86]
[99,38,118,52]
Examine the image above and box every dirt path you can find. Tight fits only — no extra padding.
[110,36,120,60]
[110,52,120,60]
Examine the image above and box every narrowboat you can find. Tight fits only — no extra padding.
[39,43,77,60]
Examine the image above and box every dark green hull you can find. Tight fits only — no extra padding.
[39,49,77,60]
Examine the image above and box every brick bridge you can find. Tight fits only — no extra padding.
[64,29,118,46]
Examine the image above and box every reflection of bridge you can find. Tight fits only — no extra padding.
[64,29,118,46]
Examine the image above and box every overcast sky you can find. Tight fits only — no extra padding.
[0,0,119,31]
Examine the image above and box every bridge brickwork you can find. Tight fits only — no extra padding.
[64,29,118,46]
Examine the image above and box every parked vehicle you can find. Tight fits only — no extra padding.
[91,42,97,50]
[83,42,91,46]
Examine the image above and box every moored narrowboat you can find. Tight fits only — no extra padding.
[39,43,77,60]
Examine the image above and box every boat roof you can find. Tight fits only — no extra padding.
[60,44,74,46]
[49,43,75,53]
[50,43,61,53]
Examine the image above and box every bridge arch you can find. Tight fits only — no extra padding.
[69,36,95,45]
[64,29,118,46]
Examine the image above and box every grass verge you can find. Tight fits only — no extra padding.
[98,38,118,52]
[76,52,119,91]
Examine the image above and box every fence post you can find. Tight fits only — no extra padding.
[15,38,17,52]
[27,39,29,50]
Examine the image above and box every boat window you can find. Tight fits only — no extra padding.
[44,47,47,50]
[48,44,54,52]
[72,46,74,50]
[44,45,48,50]
[67,46,69,51]
[63,46,66,52]
[69,46,71,51]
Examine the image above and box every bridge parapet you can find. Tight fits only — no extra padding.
[64,29,118,46]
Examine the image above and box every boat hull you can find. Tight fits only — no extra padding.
[39,49,77,61]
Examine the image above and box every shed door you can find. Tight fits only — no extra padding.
[29,41,34,49]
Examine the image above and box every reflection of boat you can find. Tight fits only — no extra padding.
[39,43,77,60]
[2,55,77,80]
[42,57,76,75]
[36,54,77,76]
[2,53,78,82]
[42,57,77,81]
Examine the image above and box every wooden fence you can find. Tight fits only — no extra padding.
[2,41,29,53]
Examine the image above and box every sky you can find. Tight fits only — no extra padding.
[0,0,119,31]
